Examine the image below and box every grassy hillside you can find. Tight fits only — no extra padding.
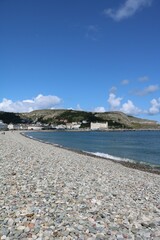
[0,109,158,129]
[0,111,23,124]
[22,109,158,129]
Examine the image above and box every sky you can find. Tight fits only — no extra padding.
[0,0,160,122]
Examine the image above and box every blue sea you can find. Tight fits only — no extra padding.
[25,130,160,167]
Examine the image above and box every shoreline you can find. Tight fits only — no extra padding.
[1,131,160,239]
[23,131,160,175]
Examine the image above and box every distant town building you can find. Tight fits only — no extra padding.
[28,124,43,130]
[90,122,108,130]
[8,123,28,130]
[66,122,81,129]
[56,124,66,130]
[8,123,14,130]
[0,120,8,131]
[8,123,44,131]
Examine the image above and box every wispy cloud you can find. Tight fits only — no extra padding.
[109,86,117,94]
[0,94,62,113]
[135,84,159,96]
[85,25,99,41]
[76,104,82,111]
[138,75,149,82]
[104,0,153,21]
[121,79,129,85]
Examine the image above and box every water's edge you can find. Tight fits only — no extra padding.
[22,132,160,175]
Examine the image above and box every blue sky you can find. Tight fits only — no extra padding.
[0,0,160,121]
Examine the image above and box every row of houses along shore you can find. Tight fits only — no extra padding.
[1,120,159,132]
[0,120,109,131]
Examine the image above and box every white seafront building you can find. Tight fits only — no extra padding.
[27,124,43,130]
[66,122,81,130]
[90,122,108,130]
[8,123,29,130]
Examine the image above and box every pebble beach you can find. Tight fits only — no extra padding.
[0,131,160,240]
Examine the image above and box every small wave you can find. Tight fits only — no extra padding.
[28,135,33,139]
[85,151,136,163]
[85,151,160,169]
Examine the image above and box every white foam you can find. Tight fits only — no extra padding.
[85,151,135,163]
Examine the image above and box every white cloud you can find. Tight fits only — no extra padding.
[0,94,62,113]
[121,79,129,85]
[85,25,99,41]
[107,91,159,117]
[104,0,153,21]
[76,104,82,111]
[94,107,106,113]
[107,92,142,116]
[138,76,149,82]
[135,84,159,96]
[87,25,98,32]
[148,98,160,115]
[109,86,117,94]
[120,100,141,115]
[107,93,122,110]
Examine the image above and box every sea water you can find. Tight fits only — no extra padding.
[25,130,160,167]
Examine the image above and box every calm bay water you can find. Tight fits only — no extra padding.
[25,130,160,167]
